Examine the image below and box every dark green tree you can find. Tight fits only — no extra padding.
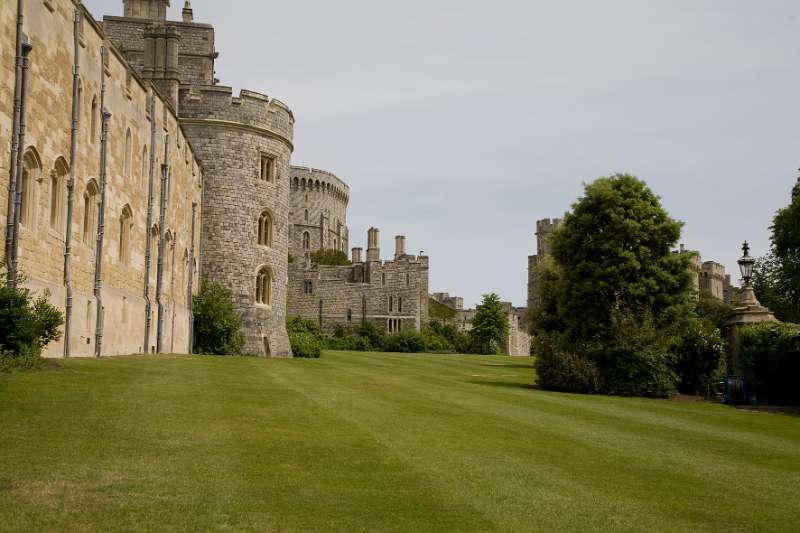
[192,282,244,355]
[550,174,692,342]
[754,178,800,322]
[470,293,509,354]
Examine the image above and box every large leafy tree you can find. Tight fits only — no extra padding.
[470,293,509,355]
[755,177,800,322]
[550,174,692,341]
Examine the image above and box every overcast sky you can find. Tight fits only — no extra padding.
[88,0,800,307]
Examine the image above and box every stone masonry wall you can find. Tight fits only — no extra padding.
[0,0,202,357]
[288,250,429,333]
[179,86,293,356]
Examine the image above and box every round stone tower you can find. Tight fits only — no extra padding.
[288,167,349,259]
[179,86,294,356]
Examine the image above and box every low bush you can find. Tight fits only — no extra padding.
[673,318,725,396]
[310,250,350,266]
[533,334,600,393]
[739,322,797,376]
[192,282,244,355]
[291,332,322,358]
[0,266,63,371]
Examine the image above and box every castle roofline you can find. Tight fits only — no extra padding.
[290,166,350,191]
[102,14,214,29]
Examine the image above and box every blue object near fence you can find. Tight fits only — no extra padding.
[724,375,747,405]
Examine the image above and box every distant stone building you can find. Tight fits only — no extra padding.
[677,245,732,304]
[288,228,429,333]
[527,218,561,310]
[431,292,464,310]
[434,296,531,356]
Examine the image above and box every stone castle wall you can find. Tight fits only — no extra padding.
[288,233,429,333]
[179,86,294,356]
[0,0,202,357]
[289,166,349,258]
[527,218,561,310]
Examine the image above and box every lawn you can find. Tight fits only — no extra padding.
[1,352,799,532]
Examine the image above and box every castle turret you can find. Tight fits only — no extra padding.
[124,0,170,20]
[352,247,363,264]
[395,235,406,259]
[367,228,380,262]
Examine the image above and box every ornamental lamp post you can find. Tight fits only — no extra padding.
[737,241,759,306]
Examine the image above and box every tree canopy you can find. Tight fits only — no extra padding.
[754,177,800,322]
[470,293,509,355]
[549,174,692,341]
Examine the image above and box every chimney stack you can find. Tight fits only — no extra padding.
[352,247,363,264]
[182,1,194,22]
[367,227,380,262]
[394,235,406,259]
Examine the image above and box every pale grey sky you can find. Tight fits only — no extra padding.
[88,0,800,307]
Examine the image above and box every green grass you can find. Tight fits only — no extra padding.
[1,351,799,532]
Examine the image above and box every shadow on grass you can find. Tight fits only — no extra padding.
[478,363,533,369]
[467,380,538,391]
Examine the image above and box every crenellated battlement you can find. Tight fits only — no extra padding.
[179,85,294,148]
[290,166,349,203]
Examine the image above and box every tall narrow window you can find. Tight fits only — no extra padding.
[90,96,98,143]
[260,154,275,182]
[20,149,42,227]
[124,128,132,177]
[302,231,310,251]
[50,158,68,231]
[398,297,403,313]
[119,205,133,265]
[256,267,272,306]
[389,296,394,313]
[304,209,309,223]
[82,180,100,247]
[258,210,273,247]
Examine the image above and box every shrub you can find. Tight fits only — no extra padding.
[533,334,600,393]
[192,282,244,355]
[673,318,725,396]
[286,316,326,357]
[0,266,63,369]
[0,346,50,373]
[739,322,797,376]
[310,249,350,266]
[291,332,322,358]
[590,309,678,398]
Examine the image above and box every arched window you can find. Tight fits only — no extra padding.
[50,157,69,231]
[119,205,133,265]
[124,128,132,177]
[257,210,273,247]
[164,230,174,287]
[20,148,42,227]
[90,96,98,143]
[292,177,299,189]
[82,179,100,247]
[302,231,310,251]
[255,267,272,306]
[304,209,309,223]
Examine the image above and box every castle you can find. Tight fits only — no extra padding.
[1,0,427,357]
